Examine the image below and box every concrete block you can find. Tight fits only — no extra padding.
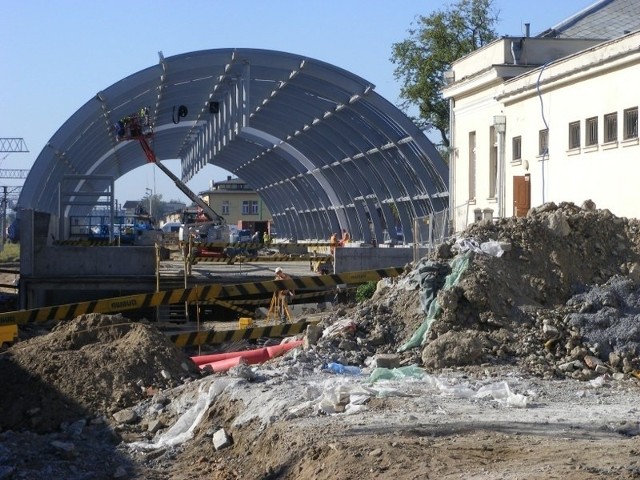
[372,354,401,369]
[213,428,233,450]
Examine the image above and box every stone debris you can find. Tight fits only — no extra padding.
[212,428,233,451]
[3,201,640,478]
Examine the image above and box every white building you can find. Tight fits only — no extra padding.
[442,0,640,232]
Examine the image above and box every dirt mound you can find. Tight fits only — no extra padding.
[310,201,640,379]
[4,201,640,479]
[0,313,200,432]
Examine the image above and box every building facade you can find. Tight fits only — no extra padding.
[443,1,640,232]
[199,176,273,234]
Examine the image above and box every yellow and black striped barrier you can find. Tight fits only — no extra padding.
[192,254,332,264]
[0,267,404,326]
[195,241,332,249]
[53,239,116,246]
[169,319,319,347]
[227,289,351,306]
[203,299,254,317]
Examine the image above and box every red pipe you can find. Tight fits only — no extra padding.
[193,340,304,373]
[191,348,268,366]
[199,356,244,373]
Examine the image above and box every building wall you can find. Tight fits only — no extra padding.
[200,178,273,230]
[446,33,640,231]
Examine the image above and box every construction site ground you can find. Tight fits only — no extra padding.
[3,202,640,479]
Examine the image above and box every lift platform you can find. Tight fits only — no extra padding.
[114,107,225,226]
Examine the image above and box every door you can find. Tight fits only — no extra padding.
[513,175,531,217]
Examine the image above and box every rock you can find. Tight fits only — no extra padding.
[305,325,324,346]
[543,210,571,237]
[213,428,233,450]
[584,355,603,369]
[147,419,164,433]
[371,354,401,369]
[112,408,139,425]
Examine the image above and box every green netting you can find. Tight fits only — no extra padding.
[397,251,471,352]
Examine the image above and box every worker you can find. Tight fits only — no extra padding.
[341,229,351,245]
[274,267,294,319]
[329,232,339,255]
[263,231,271,245]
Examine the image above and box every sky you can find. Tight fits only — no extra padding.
[0,0,597,208]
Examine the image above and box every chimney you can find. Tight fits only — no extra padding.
[525,23,530,37]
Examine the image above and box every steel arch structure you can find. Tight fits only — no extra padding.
[18,48,449,243]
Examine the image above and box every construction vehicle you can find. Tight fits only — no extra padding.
[115,107,229,256]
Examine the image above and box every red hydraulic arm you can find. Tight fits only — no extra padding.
[139,136,156,163]
[137,137,225,225]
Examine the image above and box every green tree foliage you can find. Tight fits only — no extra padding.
[391,0,499,150]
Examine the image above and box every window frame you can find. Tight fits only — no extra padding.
[568,121,580,150]
[512,136,522,161]
[539,129,549,156]
[585,116,598,147]
[603,112,617,143]
[624,107,638,140]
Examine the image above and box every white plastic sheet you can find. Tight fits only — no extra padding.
[129,378,237,451]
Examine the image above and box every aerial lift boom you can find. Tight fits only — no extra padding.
[138,137,225,225]
[115,108,224,225]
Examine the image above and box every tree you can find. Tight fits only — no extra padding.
[391,0,499,150]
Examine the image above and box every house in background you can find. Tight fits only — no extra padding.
[199,176,273,235]
[442,0,640,232]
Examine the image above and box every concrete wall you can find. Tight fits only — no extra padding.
[32,246,155,276]
[18,209,157,309]
[334,246,414,273]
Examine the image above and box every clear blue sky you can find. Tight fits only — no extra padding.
[1,0,595,207]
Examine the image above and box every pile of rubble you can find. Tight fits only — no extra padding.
[312,200,640,381]
[0,313,200,433]
[3,200,640,478]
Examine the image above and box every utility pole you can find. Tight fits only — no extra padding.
[0,138,29,245]
[0,187,21,243]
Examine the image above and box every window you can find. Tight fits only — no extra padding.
[251,200,259,214]
[539,129,548,156]
[468,131,476,200]
[585,116,598,146]
[512,136,522,161]
[242,201,250,215]
[221,200,229,215]
[624,107,638,140]
[604,112,617,143]
[569,121,580,149]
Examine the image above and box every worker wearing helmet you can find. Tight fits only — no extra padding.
[274,267,294,321]
[274,267,294,297]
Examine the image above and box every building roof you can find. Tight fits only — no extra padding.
[18,48,448,242]
[538,0,640,39]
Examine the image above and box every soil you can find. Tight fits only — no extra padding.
[3,201,640,479]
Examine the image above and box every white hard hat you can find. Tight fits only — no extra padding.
[275,267,283,273]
